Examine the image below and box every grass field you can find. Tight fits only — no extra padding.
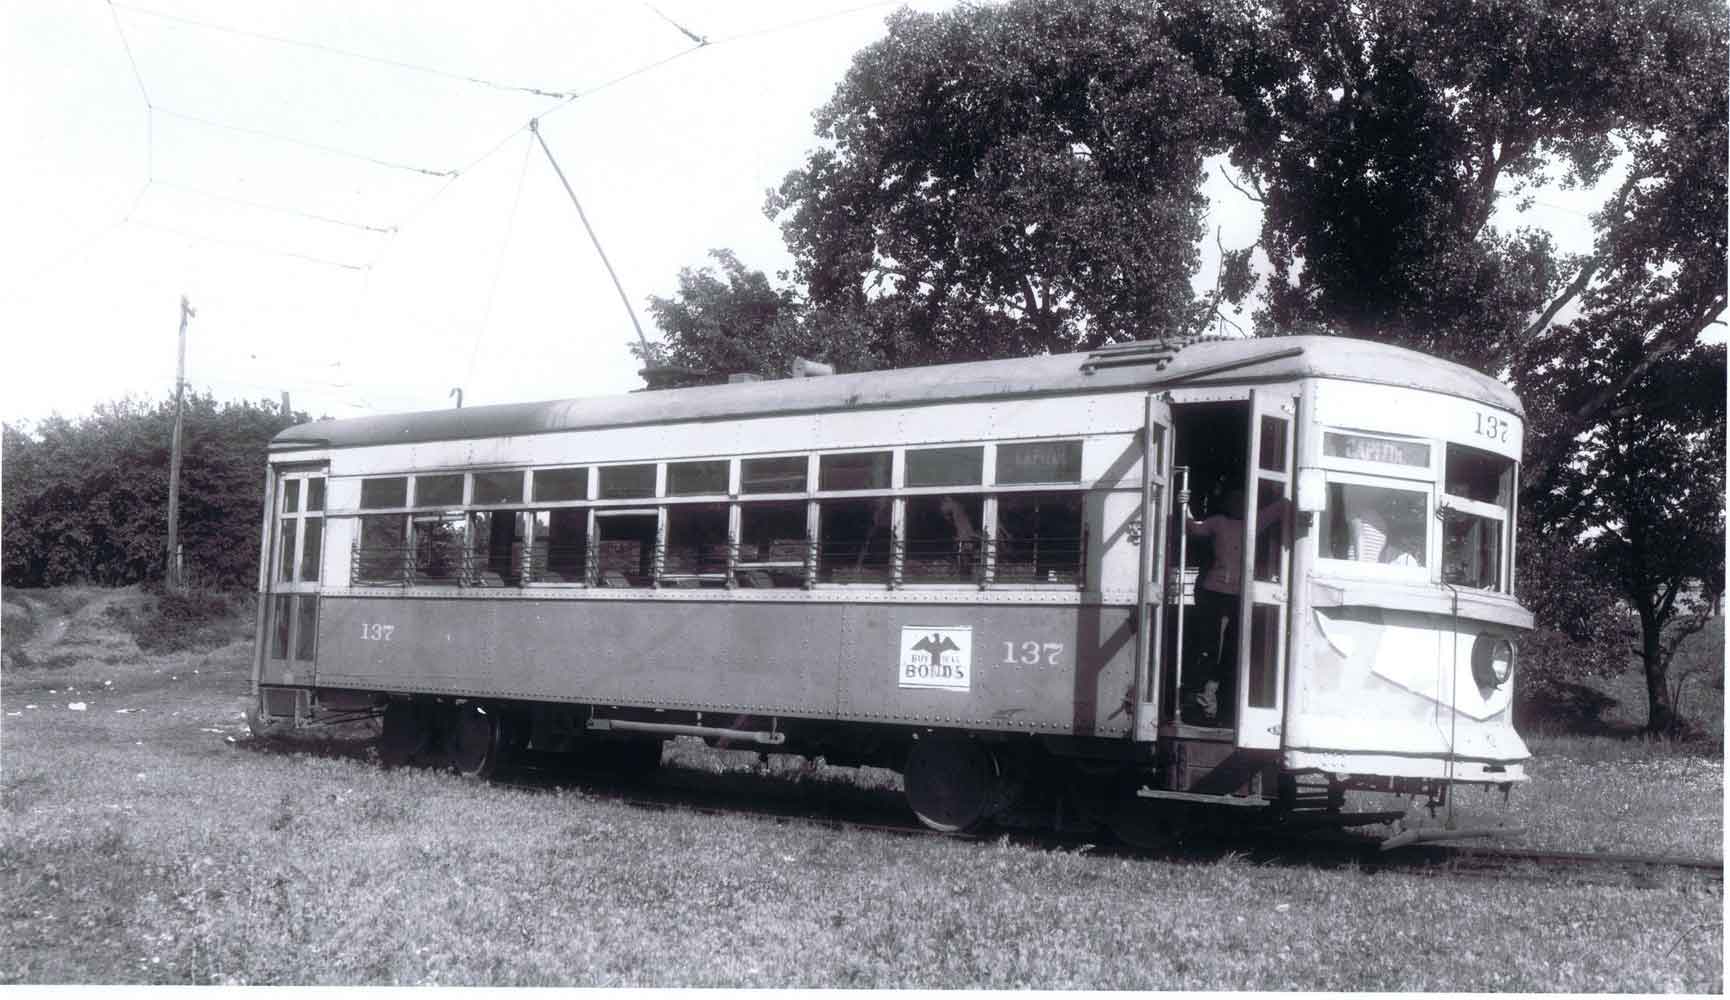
[2,587,1722,989]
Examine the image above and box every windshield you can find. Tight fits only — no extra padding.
[1320,482,1428,569]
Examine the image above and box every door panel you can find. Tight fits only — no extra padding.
[262,467,327,686]
[1132,393,1174,741]
[1236,392,1294,749]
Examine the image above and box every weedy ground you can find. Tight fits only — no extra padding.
[1,587,1721,989]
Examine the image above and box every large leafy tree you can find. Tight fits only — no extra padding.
[1161,0,1723,371]
[2,396,304,589]
[1161,0,1725,731]
[767,0,1241,362]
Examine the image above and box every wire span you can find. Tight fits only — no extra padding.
[110,1,577,101]
[126,218,369,271]
[150,179,397,234]
[155,108,456,178]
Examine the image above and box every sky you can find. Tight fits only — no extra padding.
[1,0,1619,429]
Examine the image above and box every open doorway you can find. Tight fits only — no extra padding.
[1159,400,1250,729]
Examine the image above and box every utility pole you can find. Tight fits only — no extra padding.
[166,295,194,591]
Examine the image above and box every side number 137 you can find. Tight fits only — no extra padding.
[1003,641,1063,666]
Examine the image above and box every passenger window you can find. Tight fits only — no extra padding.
[360,477,407,509]
[411,513,469,585]
[664,503,730,586]
[599,464,656,500]
[741,456,807,494]
[906,446,983,487]
[532,467,589,503]
[668,460,728,496]
[473,470,524,505]
[995,493,1084,584]
[818,497,892,583]
[356,515,407,583]
[996,440,1082,485]
[595,513,656,586]
[282,479,301,514]
[819,451,891,491]
[737,501,808,587]
[529,508,588,583]
[415,474,464,508]
[903,495,983,583]
[304,477,325,513]
[470,510,523,585]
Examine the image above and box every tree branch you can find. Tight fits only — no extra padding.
[1522,299,1725,495]
[1513,169,1651,348]
[1217,164,1265,204]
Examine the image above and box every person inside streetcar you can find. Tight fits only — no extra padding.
[1182,485,1287,725]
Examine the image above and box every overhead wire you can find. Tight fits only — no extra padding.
[148,178,397,234]
[105,0,154,187]
[126,218,369,271]
[94,1,909,405]
[464,132,536,392]
[109,1,578,101]
[154,107,456,177]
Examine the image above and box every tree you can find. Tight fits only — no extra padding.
[2,395,305,590]
[1525,335,1725,734]
[1160,0,1723,375]
[767,0,1240,361]
[641,249,886,382]
[1160,0,1725,731]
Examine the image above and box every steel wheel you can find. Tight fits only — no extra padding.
[904,738,996,833]
[446,703,506,779]
[379,701,435,768]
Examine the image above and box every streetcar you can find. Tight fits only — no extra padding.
[252,335,1531,843]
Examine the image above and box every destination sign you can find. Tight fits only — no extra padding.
[1323,432,1430,468]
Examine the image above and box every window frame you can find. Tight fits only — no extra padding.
[1313,469,1435,583]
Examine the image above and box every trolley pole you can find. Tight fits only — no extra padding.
[528,119,653,361]
[166,294,195,591]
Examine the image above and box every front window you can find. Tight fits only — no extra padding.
[1320,481,1428,570]
[1441,444,1514,591]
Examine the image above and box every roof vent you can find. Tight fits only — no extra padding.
[791,357,835,378]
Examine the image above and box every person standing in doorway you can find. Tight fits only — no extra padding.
[1183,486,1287,725]
[1184,488,1246,724]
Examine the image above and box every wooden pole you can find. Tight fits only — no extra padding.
[166,294,194,591]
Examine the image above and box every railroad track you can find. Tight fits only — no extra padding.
[240,734,1721,888]
[493,758,1723,889]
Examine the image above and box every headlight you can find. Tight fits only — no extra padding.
[1471,634,1515,689]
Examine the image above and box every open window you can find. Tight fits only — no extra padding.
[818,497,892,583]
[995,492,1083,584]
[1441,443,1514,591]
[663,503,729,587]
[529,508,588,583]
[737,501,808,588]
[354,476,409,584]
[411,512,469,585]
[595,512,656,587]
[903,495,982,583]
[470,510,523,586]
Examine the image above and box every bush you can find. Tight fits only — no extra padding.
[3,396,305,590]
[103,587,253,654]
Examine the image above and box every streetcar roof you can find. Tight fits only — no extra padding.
[271,335,1522,452]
